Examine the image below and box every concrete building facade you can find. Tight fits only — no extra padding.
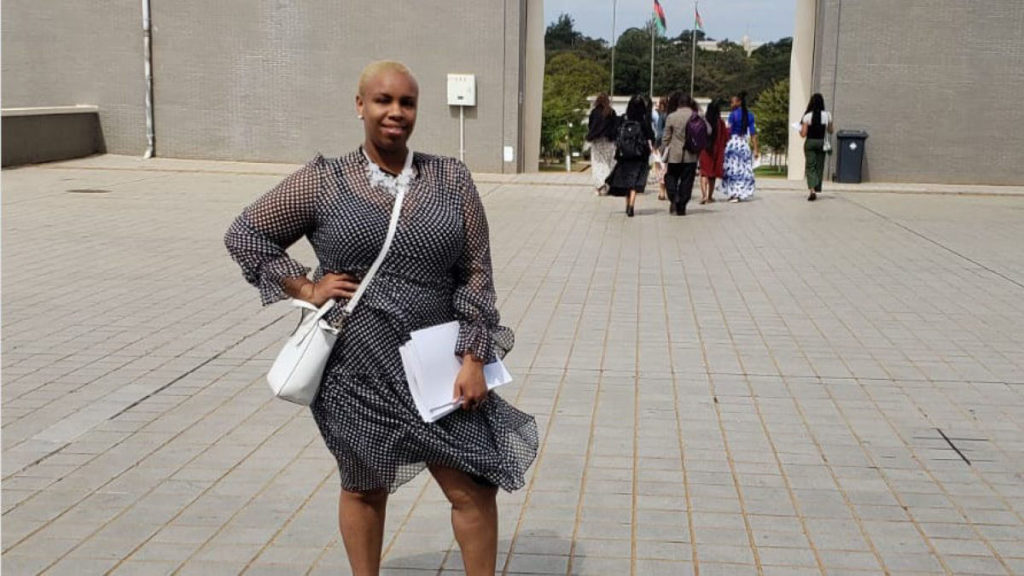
[2,1,544,173]
[789,0,1024,185]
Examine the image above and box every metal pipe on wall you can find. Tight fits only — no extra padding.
[827,0,842,180]
[142,0,155,159]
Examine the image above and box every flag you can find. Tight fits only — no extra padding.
[653,0,667,35]
[695,6,704,31]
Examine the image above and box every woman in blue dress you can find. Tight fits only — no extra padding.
[722,91,760,202]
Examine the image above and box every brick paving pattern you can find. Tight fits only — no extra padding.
[3,156,1023,575]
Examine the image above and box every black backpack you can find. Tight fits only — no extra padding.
[615,120,647,160]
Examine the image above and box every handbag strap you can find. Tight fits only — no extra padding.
[342,150,414,317]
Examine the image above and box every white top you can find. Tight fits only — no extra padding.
[802,111,832,126]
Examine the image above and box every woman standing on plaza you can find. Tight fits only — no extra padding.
[722,91,760,203]
[586,93,618,195]
[225,61,537,576]
[800,92,834,201]
[698,100,728,204]
[605,94,655,217]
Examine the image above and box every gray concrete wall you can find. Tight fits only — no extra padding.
[1,1,146,155]
[151,0,525,172]
[3,1,535,173]
[814,0,1024,185]
[2,112,106,167]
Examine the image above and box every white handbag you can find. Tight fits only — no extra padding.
[266,152,410,405]
[267,298,341,405]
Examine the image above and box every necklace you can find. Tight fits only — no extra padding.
[363,148,415,197]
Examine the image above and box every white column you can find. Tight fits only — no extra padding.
[787,0,817,181]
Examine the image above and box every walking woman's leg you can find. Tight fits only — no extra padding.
[707,177,717,201]
[665,163,682,214]
[815,148,825,192]
[699,175,708,203]
[430,466,499,576]
[804,141,821,200]
[678,163,697,214]
[339,489,388,576]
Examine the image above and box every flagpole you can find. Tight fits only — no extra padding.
[610,0,618,96]
[690,1,697,97]
[649,18,655,97]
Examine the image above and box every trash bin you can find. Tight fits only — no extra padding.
[835,130,868,183]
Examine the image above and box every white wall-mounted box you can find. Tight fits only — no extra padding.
[447,74,476,106]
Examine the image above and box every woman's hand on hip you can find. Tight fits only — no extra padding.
[454,353,488,411]
[306,273,361,306]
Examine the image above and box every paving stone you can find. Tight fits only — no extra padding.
[505,553,570,574]
[107,560,180,576]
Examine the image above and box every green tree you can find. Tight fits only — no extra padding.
[541,52,608,160]
[749,38,793,97]
[546,14,609,60]
[611,27,653,96]
[545,14,583,52]
[752,78,789,165]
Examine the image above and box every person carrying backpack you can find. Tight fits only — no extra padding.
[660,93,705,216]
[605,94,655,217]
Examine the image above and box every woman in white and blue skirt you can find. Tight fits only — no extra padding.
[722,91,760,203]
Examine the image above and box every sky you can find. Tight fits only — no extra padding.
[544,0,796,44]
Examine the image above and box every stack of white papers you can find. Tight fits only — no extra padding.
[399,321,513,423]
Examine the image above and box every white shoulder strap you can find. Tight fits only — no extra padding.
[343,150,414,316]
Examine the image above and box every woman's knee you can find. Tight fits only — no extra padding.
[342,488,388,506]
[453,484,497,514]
[430,467,497,510]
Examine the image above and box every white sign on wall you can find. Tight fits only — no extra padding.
[447,74,476,107]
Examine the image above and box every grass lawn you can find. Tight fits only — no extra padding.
[754,165,788,178]
[539,161,590,173]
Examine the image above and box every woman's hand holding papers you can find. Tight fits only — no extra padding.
[454,353,488,410]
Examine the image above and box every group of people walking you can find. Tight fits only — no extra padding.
[587,90,759,217]
[587,90,834,215]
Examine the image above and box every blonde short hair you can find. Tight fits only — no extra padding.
[358,60,416,96]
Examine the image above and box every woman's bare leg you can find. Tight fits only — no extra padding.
[429,466,498,576]
[339,489,388,576]
[707,177,717,202]
[699,176,709,203]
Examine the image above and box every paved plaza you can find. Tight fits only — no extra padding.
[2,155,1024,575]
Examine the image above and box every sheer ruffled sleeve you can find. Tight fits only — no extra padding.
[224,155,323,305]
[451,161,514,362]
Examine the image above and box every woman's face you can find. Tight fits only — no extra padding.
[730,96,741,109]
[356,69,418,152]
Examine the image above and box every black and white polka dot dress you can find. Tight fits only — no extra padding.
[225,150,538,493]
